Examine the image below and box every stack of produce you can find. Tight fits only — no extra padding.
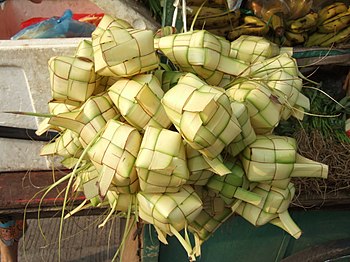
[227,0,315,43]
[305,2,350,47]
[225,1,350,47]
[35,14,329,260]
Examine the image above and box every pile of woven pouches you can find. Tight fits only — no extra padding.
[37,15,328,259]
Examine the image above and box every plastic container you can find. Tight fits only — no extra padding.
[0,38,85,171]
[0,0,104,171]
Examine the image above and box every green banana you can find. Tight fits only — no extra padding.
[319,26,350,46]
[188,7,241,30]
[270,13,285,37]
[317,2,349,25]
[227,16,269,41]
[318,11,350,33]
[304,31,335,47]
[243,16,267,27]
[227,24,269,41]
[285,31,308,45]
[288,12,318,33]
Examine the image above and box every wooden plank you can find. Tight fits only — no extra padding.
[1,170,349,219]
[121,221,142,262]
[0,170,85,217]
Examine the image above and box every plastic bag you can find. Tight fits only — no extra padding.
[20,13,104,29]
[229,0,244,11]
[11,9,96,40]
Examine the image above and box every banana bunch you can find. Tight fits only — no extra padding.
[305,2,350,47]
[187,4,240,37]
[185,1,350,47]
[227,15,269,41]
[280,12,319,46]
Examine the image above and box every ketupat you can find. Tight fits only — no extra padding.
[137,185,203,259]
[235,182,302,239]
[206,157,263,206]
[188,187,234,253]
[32,14,331,261]
[154,30,250,86]
[162,72,241,159]
[92,24,159,77]
[240,135,328,187]
[48,92,121,147]
[108,74,172,131]
[135,126,189,193]
[226,80,284,134]
[229,35,280,63]
[87,119,141,196]
[48,56,101,102]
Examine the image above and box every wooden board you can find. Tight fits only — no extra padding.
[0,170,85,218]
[120,221,143,262]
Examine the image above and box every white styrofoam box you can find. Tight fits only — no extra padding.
[0,138,49,171]
[0,38,83,171]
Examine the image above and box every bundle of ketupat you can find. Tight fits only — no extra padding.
[35,14,329,260]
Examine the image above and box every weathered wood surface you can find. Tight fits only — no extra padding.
[0,170,85,218]
[1,170,349,219]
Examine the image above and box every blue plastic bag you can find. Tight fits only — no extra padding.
[11,9,96,40]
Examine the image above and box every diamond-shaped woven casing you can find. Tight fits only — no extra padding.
[137,185,203,234]
[189,207,233,242]
[48,93,121,148]
[240,135,297,183]
[226,80,283,134]
[235,183,301,238]
[266,69,309,120]
[91,14,132,40]
[236,183,294,223]
[88,119,141,195]
[75,39,94,61]
[207,159,249,204]
[135,126,189,193]
[189,187,233,242]
[36,99,82,136]
[108,74,172,131]
[242,54,310,121]
[93,26,159,77]
[48,56,101,102]
[162,73,241,159]
[40,129,83,159]
[230,35,280,63]
[240,135,328,187]
[154,30,249,86]
[106,187,137,212]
